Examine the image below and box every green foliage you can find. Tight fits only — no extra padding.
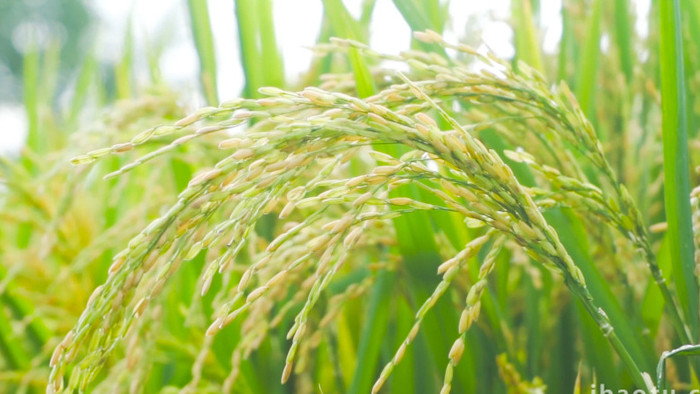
[2,1,700,393]
[187,0,219,105]
[0,0,90,102]
[235,0,285,98]
[659,0,697,341]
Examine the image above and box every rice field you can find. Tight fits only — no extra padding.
[1,0,700,393]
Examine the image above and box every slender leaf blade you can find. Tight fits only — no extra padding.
[512,0,544,73]
[187,0,219,105]
[659,0,698,338]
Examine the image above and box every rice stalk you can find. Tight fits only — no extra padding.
[47,31,675,392]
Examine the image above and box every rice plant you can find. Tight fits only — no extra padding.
[2,1,700,393]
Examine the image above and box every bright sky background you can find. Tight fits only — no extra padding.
[91,0,526,104]
[0,0,651,154]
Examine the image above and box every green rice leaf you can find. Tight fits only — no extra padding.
[659,0,698,339]
[235,0,285,97]
[613,0,634,82]
[22,46,41,155]
[574,0,601,121]
[187,0,219,105]
[348,269,394,394]
[322,0,375,97]
[257,0,285,89]
[512,0,544,73]
[391,0,448,55]
[657,344,700,389]
[115,20,133,99]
